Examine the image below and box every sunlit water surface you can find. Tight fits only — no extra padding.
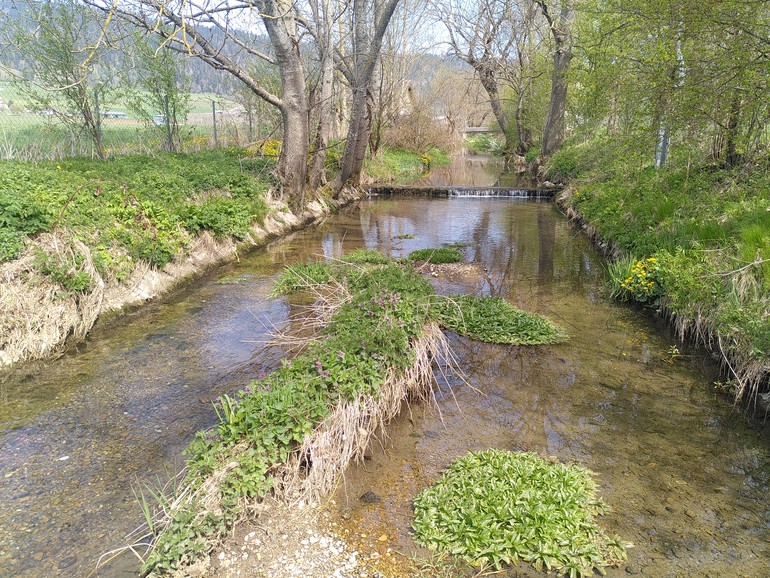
[0,195,767,577]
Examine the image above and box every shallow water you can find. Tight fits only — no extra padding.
[0,197,768,577]
[334,199,770,577]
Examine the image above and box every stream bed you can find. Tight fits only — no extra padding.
[1,194,768,577]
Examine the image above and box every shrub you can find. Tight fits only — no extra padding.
[35,249,93,293]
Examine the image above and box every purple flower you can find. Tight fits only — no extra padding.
[337,350,344,360]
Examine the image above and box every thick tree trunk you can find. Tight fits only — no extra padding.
[541,47,571,157]
[262,1,310,210]
[538,0,573,159]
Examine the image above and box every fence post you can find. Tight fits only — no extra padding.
[93,87,103,157]
[212,100,218,147]
[164,95,173,152]
[247,103,253,143]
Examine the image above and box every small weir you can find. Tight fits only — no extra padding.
[367,185,559,199]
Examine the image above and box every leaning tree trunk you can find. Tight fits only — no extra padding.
[477,67,516,154]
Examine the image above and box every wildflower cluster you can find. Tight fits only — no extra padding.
[419,154,431,170]
[619,257,663,304]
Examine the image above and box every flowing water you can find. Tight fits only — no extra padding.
[1,173,768,577]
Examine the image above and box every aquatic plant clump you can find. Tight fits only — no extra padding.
[408,247,463,264]
[412,450,631,577]
[433,295,568,345]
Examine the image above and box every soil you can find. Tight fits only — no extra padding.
[202,499,417,578]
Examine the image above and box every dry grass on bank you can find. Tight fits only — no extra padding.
[0,232,103,366]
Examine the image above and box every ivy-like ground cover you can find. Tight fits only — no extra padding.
[412,450,631,577]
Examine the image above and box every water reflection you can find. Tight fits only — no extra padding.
[336,198,770,577]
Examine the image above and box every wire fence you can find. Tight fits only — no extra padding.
[0,98,268,161]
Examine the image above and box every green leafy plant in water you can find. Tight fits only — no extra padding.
[432,295,568,345]
[412,449,631,577]
[408,247,463,264]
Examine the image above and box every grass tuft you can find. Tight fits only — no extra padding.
[408,247,463,264]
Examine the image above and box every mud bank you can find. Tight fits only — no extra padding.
[0,189,362,370]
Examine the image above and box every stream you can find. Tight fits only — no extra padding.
[1,157,768,577]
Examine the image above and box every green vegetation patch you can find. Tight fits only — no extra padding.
[412,449,631,576]
[143,252,436,574]
[341,247,392,264]
[433,295,568,345]
[366,146,450,184]
[554,138,770,403]
[0,149,273,273]
[408,247,463,264]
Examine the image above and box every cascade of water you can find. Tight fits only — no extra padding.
[367,185,558,199]
[447,187,551,198]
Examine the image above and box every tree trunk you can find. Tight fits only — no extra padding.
[309,0,335,190]
[262,0,310,210]
[477,67,514,153]
[724,92,742,168]
[333,0,400,194]
[538,1,573,158]
[514,87,533,154]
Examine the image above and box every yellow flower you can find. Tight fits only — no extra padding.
[56,165,61,170]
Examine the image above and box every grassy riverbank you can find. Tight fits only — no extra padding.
[0,146,442,368]
[548,138,770,407]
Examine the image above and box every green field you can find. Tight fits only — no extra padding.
[0,81,262,160]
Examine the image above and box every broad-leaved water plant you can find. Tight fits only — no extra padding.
[432,295,568,345]
[412,449,631,577]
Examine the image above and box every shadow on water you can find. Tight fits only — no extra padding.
[0,192,768,577]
